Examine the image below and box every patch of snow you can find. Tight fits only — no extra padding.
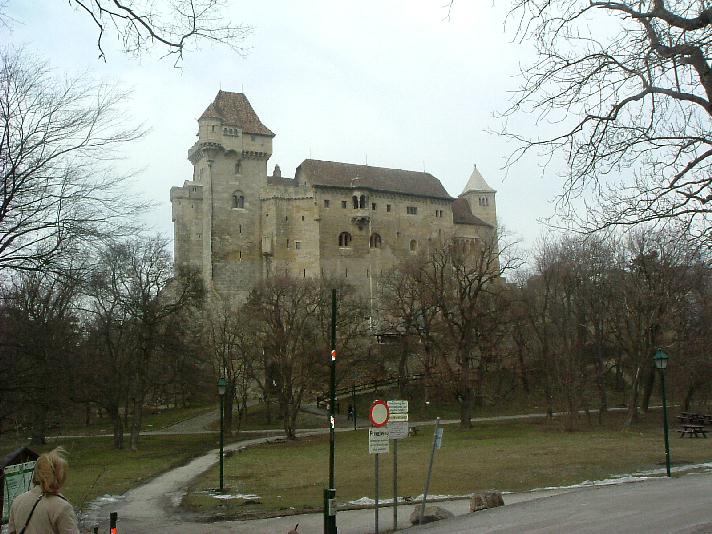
[198,490,261,501]
[530,462,712,492]
[348,494,461,506]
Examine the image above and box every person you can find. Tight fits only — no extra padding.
[8,447,80,534]
[347,404,354,421]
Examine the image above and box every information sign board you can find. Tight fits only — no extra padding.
[2,461,36,522]
[389,413,408,422]
[388,421,409,440]
[369,428,390,454]
[387,400,408,413]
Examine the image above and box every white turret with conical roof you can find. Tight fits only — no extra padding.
[461,164,497,227]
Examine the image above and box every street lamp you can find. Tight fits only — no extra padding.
[217,376,227,492]
[654,348,671,477]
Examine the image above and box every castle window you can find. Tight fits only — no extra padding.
[235,160,242,175]
[285,215,288,221]
[386,204,391,212]
[352,196,359,209]
[295,241,302,250]
[359,195,367,208]
[341,200,347,209]
[239,224,242,234]
[232,191,245,209]
[324,199,330,208]
[338,232,352,247]
[212,125,216,132]
[406,206,417,215]
[410,239,418,252]
[302,215,305,221]
[287,239,290,248]
[369,233,382,249]
[372,203,377,211]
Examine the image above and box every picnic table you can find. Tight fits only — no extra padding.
[678,424,708,438]
[677,413,711,438]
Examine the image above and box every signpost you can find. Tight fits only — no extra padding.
[369,401,390,534]
[323,289,338,534]
[419,417,442,525]
[387,400,408,531]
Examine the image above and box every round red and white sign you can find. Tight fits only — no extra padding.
[369,400,390,428]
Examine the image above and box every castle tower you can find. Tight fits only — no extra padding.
[173,91,274,301]
[460,164,497,228]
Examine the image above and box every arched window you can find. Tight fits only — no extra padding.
[369,233,382,249]
[338,232,352,247]
[410,239,418,252]
[359,194,367,208]
[235,160,242,175]
[352,196,359,209]
[232,191,245,209]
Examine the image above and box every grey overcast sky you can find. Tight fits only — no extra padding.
[2,0,566,251]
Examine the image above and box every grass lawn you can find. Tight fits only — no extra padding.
[1,434,219,510]
[183,410,712,519]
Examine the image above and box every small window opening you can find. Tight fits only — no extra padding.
[372,203,377,211]
[407,206,417,215]
[341,200,347,209]
[359,194,367,208]
[295,241,302,250]
[352,196,359,209]
[338,232,353,247]
[324,199,330,208]
[410,239,418,252]
[301,215,305,221]
[239,224,242,234]
[235,161,242,175]
[369,233,382,249]
[232,192,245,209]
[386,204,391,212]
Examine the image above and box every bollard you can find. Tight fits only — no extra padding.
[110,511,118,534]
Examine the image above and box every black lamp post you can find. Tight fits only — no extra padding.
[217,376,227,491]
[654,348,671,477]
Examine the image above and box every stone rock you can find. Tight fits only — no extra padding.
[409,505,455,525]
[470,491,504,513]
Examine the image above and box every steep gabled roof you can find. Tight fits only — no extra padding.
[452,197,491,226]
[461,164,495,194]
[296,159,452,200]
[199,91,274,137]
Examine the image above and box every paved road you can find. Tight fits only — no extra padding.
[409,472,712,534]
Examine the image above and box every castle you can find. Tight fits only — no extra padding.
[171,91,497,302]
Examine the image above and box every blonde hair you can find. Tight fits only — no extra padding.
[33,447,68,493]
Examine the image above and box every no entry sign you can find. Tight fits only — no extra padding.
[369,400,390,427]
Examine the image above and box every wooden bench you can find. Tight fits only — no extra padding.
[678,424,708,438]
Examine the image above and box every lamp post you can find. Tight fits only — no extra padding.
[217,376,227,491]
[654,348,671,477]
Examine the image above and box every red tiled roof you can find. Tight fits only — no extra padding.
[296,159,452,200]
[199,91,274,137]
[452,197,491,226]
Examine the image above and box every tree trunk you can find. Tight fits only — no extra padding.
[224,382,235,435]
[30,401,49,445]
[624,366,642,427]
[129,397,144,451]
[683,384,697,412]
[641,364,655,413]
[594,340,608,424]
[111,409,124,450]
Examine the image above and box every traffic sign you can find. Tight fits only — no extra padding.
[435,427,444,449]
[387,400,408,413]
[369,428,390,454]
[388,421,409,440]
[389,413,408,422]
[369,400,390,428]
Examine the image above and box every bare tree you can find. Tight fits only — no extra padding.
[0,47,145,276]
[0,1,252,63]
[86,235,203,449]
[501,0,711,241]
[204,299,255,435]
[0,271,81,444]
